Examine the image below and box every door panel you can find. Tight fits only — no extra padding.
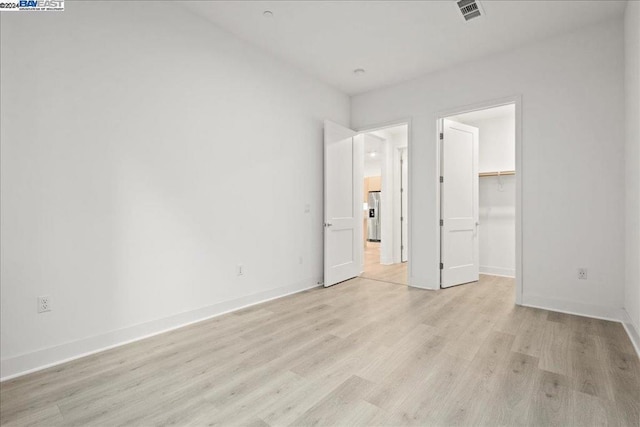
[441,119,479,288]
[326,138,354,218]
[324,120,362,287]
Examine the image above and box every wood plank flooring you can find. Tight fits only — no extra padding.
[1,275,638,426]
[359,243,408,285]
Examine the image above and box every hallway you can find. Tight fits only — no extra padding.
[360,242,408,285]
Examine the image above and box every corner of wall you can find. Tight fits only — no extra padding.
[624,0,640,355]
[622,309,640,358]
[523,294,640,358]
[522,293,625,323]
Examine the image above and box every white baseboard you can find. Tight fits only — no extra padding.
[1,278,322,382]
[480,266,515,278]
[522,293,625,322]
[380,256,394,265]
[621,309,640,358]
[522,293,640,359]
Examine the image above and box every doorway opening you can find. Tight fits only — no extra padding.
[359,124,409,286]
[322,120,410,288]
[438,102,519,297]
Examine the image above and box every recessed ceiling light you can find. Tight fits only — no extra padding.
[263,10,274,18]
[369,151,377,157]
[353,68,366,76]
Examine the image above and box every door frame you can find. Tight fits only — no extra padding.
[435,95,523,305]
[398,146,408,263]
[355,118,413,285]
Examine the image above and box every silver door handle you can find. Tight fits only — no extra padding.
[324,222,333,227]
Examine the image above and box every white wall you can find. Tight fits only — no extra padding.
[0,2,349,378]
[352,20,626,319]
[476,115,516,173]
[624,1,640,352]
[478,175,516,278]
[455,114,516,278]
[364,164,382,178]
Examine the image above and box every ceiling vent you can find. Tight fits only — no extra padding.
[457,0,484,21]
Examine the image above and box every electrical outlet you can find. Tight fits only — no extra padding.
[237,264,244,276]
[37,296,51,313]
[578,268,588,280]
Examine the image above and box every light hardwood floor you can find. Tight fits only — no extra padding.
[1,276,639,426]
[360,242,408,286]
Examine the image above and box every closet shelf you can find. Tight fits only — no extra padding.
[479,170,515,177]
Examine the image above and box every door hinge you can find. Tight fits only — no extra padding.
[400,216,404,221]
[439,132,444,140]
[440,219,444,226]
[439,176,443,183]
[400,187,404,193]
[440,262,444,270]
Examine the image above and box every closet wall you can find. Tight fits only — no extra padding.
[479,173,516,277]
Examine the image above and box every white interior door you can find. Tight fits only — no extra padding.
[400,148,408,263]
[441,119,479,288]
[324,120,363,287]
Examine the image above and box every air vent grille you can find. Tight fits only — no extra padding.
[457,0,483,21]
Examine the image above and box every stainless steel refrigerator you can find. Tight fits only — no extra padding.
[367,191,381,242]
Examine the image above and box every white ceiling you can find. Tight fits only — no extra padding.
[183,1,626,95]
[364,124,408,176]
[369,124,408,141]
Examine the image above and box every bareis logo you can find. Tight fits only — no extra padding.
[0,0,64,11]
[20,0,62,7]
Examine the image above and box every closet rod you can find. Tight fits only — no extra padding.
[479,170,516,177]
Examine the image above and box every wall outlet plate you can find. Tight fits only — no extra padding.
[578,268,588,280]
[37,296,51,313]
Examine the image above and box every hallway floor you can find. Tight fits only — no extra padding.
[360,242,408,285]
